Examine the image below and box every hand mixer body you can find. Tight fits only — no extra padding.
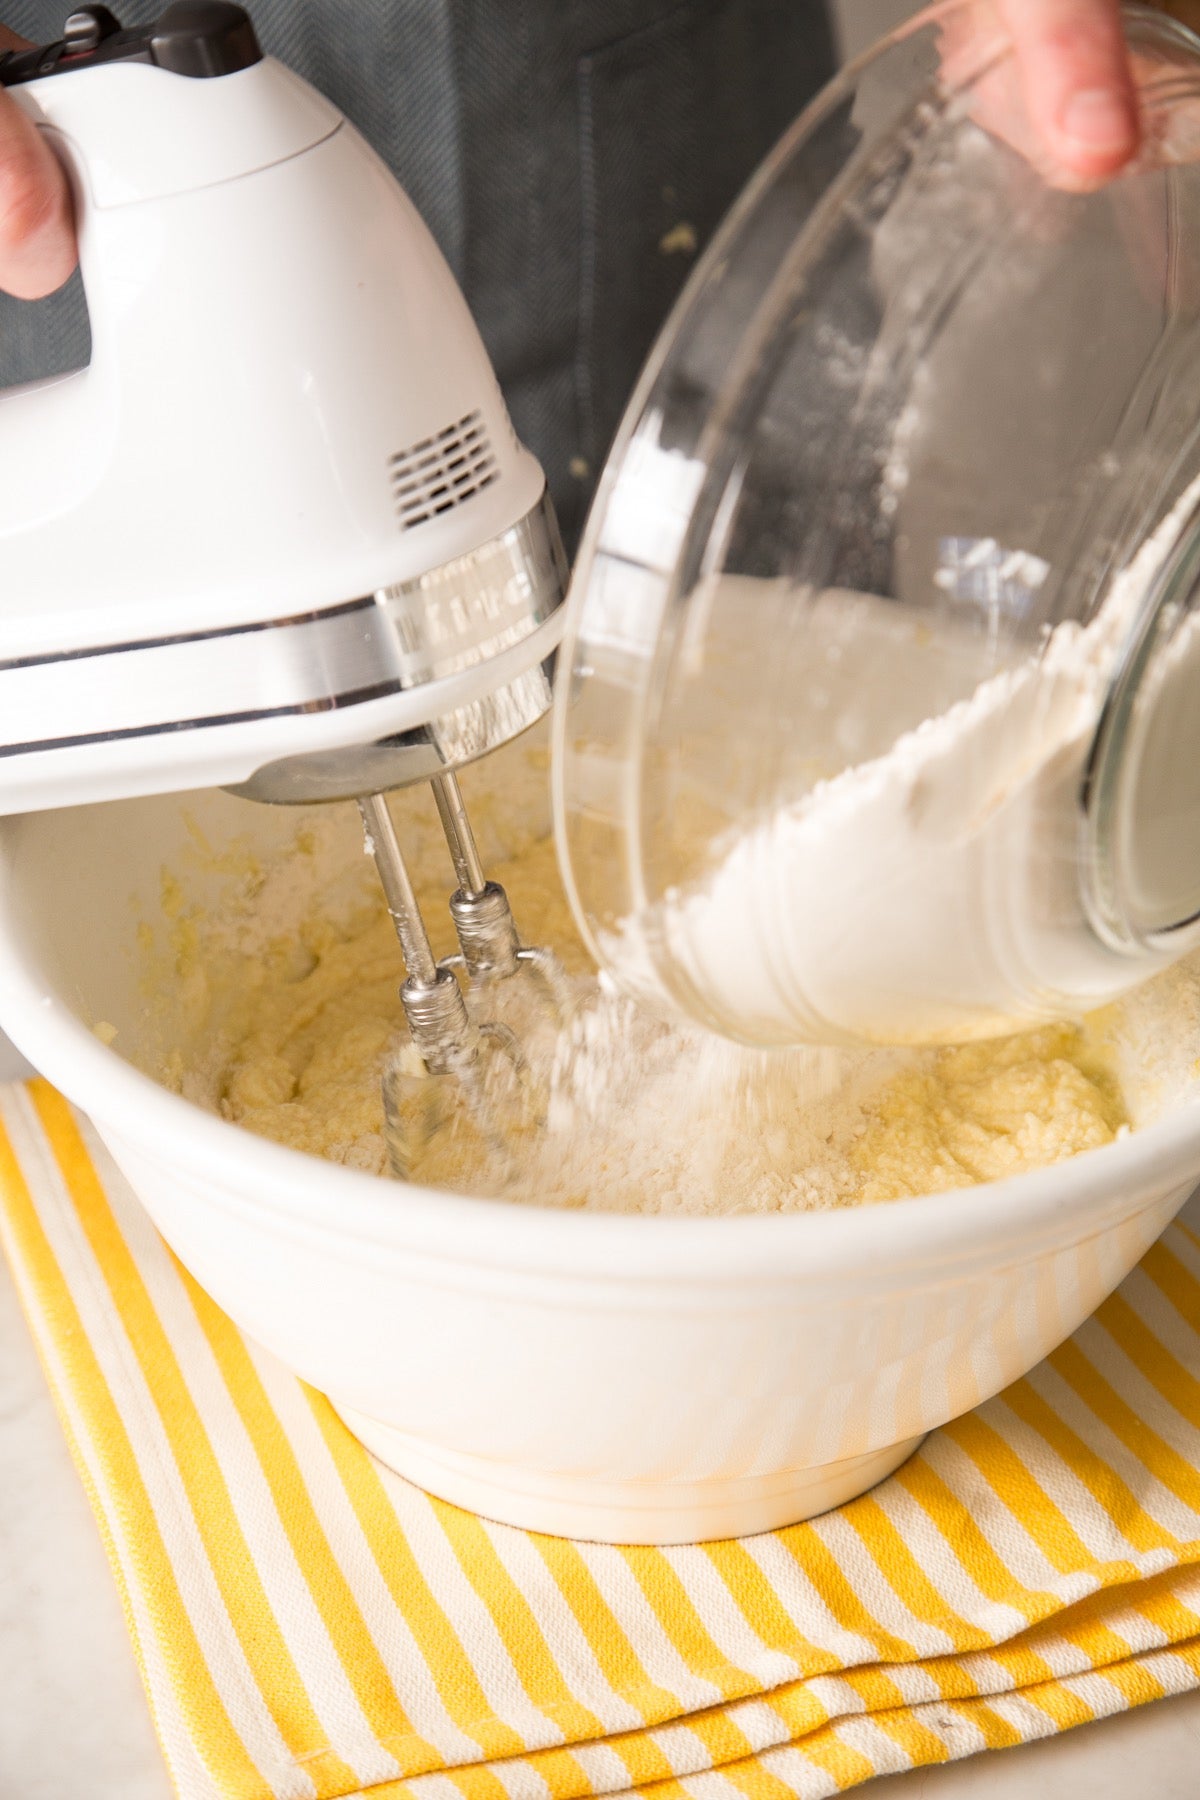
[0,9,567,813]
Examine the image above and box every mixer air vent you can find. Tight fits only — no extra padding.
[388,410,499,530]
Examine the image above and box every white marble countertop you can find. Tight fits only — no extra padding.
[3,1016,1200,1797]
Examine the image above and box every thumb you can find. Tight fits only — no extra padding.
[998,0,1139,189]
[0,28,77,299]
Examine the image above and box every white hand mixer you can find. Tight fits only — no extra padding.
[0,1,569,1171]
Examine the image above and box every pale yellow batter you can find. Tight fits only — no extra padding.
[849,1027,1123,1204]
[160,759,1127,1214]
[216,828,584,1175]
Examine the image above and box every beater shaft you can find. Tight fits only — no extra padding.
[431,771,487,900]
[357,792,477,1078]
[358,792,439,986]
[431,770,522,981]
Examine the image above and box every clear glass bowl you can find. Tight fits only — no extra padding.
[552,0,1200,1046]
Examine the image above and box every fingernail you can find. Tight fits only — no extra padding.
[1060,87,1135,154]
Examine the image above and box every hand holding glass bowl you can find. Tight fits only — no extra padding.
[940,1,1200,193]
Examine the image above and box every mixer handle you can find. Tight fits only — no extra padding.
[0,4,261,88]
[0,3,338,230]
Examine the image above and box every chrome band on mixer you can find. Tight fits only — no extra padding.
[229,492,567,803]
[0,598,391,756]
[0,491,565,785]
[377,498,568,689]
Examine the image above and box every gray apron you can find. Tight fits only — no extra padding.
[0,0,834,550]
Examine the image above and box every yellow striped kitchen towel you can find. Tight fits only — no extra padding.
[6,1079,1200,1800]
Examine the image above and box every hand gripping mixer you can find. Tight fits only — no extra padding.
[0,2,569,1175]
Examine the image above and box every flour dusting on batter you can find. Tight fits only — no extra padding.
[149,740,1129,1214]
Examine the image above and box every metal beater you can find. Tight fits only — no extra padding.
[359,772,568,1179]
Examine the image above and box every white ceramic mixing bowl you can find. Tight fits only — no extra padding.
[0,786,1197,1543]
